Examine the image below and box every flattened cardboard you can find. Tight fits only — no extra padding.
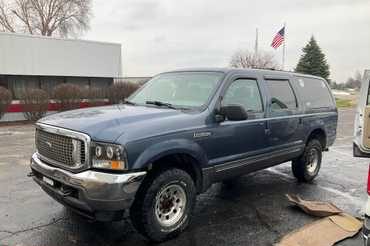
[286,194,342,217]
[329,213,363,232]
[276,212,362,246]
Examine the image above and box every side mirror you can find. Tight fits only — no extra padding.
[219,104,248,121]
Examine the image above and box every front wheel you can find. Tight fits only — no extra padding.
[130,168,196,242]
[292,139,322,182]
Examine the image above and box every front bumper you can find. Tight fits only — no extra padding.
[30,153,146,221]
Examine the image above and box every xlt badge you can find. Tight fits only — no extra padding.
[193,132,212,139]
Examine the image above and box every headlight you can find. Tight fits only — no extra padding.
[91,142,127,171]
[106,146,114,159]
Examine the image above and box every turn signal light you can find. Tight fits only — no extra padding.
[92,159,125,170]
[111,160,124,170]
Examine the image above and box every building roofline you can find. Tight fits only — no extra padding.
[0,73,115,78]
[0,31,121,47]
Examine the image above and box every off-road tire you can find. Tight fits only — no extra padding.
[292,139,322,182]
[130,168,196,242]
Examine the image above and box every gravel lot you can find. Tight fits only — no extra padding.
[0,108,368,246]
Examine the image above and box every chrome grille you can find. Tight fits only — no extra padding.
[36,129,85,167]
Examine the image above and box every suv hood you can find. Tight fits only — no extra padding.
[38,105,186,142]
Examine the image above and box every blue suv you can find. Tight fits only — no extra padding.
[30,68,338,241]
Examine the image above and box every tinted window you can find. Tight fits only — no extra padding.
[295,77,334,108]
[266,80,297,110]
[0,76,7,89]
[223,79,263,112]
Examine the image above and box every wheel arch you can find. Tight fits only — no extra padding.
[306,128,327,149]
[132,139,208,192]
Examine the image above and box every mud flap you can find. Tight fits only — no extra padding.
[353,143,370,158]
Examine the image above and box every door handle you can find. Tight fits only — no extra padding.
[265,129,271,135]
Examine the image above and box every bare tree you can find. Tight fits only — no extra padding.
[229,49,280,70]
[0,0,91,37]
[345,71,362,89]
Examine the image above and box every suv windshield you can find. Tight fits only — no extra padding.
[129,72,224,109]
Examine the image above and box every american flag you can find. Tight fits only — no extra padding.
[271,27,285,49]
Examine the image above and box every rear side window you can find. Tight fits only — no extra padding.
[295,77,334,109]
[266,79,297,110]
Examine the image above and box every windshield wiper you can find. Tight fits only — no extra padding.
[145,100,177,109]
[124,100,136,105]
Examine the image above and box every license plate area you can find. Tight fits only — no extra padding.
[43,176,54,186]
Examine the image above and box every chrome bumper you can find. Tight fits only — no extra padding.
[364,234,369,246]
[30,153,146,221]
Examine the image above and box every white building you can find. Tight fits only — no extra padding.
[0,32,122,99]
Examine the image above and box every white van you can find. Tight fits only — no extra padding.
[353,69,370,246]
[354,70,370,157]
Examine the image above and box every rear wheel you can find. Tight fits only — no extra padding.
[292,139,322,182]
[130,168,196,242]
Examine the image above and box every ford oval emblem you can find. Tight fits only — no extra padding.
[46,141,52,148]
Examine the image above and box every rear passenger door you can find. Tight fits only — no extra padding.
[264,77,304,153]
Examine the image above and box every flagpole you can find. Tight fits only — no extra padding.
[282,22,286,70]
[254,28,259,56]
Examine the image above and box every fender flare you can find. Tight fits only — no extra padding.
[305,127,327,147]
[132,138,208,170]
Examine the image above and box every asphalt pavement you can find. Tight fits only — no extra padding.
[0,108,368,246]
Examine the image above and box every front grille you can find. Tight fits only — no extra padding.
[36,129,86,167]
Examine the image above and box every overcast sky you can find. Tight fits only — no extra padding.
[85,0,370,82]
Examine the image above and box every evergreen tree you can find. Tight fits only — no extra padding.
[295,36,330,81]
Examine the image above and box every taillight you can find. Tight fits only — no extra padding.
[368,164,370,195]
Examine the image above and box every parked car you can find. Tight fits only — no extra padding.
[30,68,338,242]
[353,69,370,245]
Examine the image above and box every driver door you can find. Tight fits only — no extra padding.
[206,77,269,179]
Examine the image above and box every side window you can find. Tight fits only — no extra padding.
[294,76,334,108]
[266,79,297,110]
[223,79,263,112]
